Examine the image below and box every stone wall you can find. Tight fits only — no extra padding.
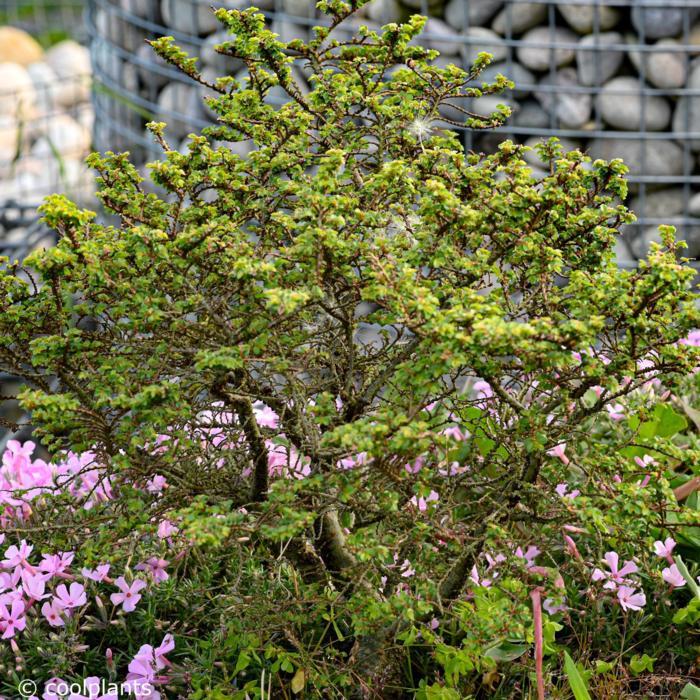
[89,0,700,268]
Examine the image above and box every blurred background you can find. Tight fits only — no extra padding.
[2,0,700,442]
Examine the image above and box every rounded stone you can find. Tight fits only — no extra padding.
[672,60,700,149]
[420,18,462,56]
[689,191,700,217]
[632,220,700,258]
[161,0,219,35]
[511,99,549,128]
[156,82,204,141]
[588,138,684,179]
[134,42,172,92]
[0,27,43,66]
[0,63,37,119]
[629,39,687,89]
[478,61,536,99]
[576,32,624,87]
[492,3,547,36]
[118,0,161,20]
[271,18,309,46]
[26,62,61,117]
[31,114,91,159]
[94,7,148,53]
[517,26,577,72]
[461,27,507,67]
[597,76,671,131]
[522,136,581,168]
[364,0,401,23]
[281,0,316,16]
[444,0,503,29]
[558,4,620,34]
[45,40,91,106]
[535,68,591,129]
[614,238,636,267]
[200,31,245,76]
[631,5,698,40]
[628,187,688,228]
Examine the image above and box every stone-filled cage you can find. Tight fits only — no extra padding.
[88,0,700,268]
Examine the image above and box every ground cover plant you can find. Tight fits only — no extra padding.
[1,1,700,697]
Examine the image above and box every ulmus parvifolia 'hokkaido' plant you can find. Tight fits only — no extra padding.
[1,2,699,697]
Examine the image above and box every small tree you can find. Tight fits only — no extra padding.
[0,2,697,696]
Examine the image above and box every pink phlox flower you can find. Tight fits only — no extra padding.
[635,454,656,469]
[42,677,70,700]
[125,644,166,699]
[410,490,439,512]
[547,443,569,465]
[81,564,111,582]
[254,403,279,429]
[606,403,625,421]
[145,475,168,493]
[39,551,74,578]
[68,676,119,700]
[1,540,33,571]
[22,571,47,600]
[514,545,540,569]
[653,537,676,564]
[485,553,506,570]
[110,577,147,613]
[591,551,638,589]
[53,582,86,610]
[154,633,174,669]
[555,483,580,499]
[617,585,646,611]
[472,380,494,411]
[338,452,369,471]
[563,535,582,561]
[662,563,685,589]
[441,425,465,441]
[404,455,424,474]
[156,519,178,540]
[0,598,26,638]
[135,558,169,584]
[469,565,492,588]
[399,559,415,578]
[0,568,20,592]
[41,598,66,627]
[267,442,310,480]
[680,330,700,347]
[0,588,22,607]
[1,440,35,479]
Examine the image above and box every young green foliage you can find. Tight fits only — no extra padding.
[0,4,698,697]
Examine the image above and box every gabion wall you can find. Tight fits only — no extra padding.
[88,0,700,267]
[0,1,94,212]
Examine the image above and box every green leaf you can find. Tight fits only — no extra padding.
[291,669,305,694]
[564,651,592,700]
[593,659,615,675]
[233,651,250,674]
[674,555,700,601]
[654,403,688,438]
[484,641,528,662]
[629,654,655,675]
[681,683,700,699]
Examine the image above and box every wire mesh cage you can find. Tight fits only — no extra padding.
[86,0,700,270]
[0,0,86,42]
[0,0,93,225]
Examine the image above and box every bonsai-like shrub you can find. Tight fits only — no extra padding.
[0,2,699,697]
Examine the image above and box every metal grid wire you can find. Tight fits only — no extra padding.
[0,0,93,232]
[0,0,86,41]
[84,0,700,266]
